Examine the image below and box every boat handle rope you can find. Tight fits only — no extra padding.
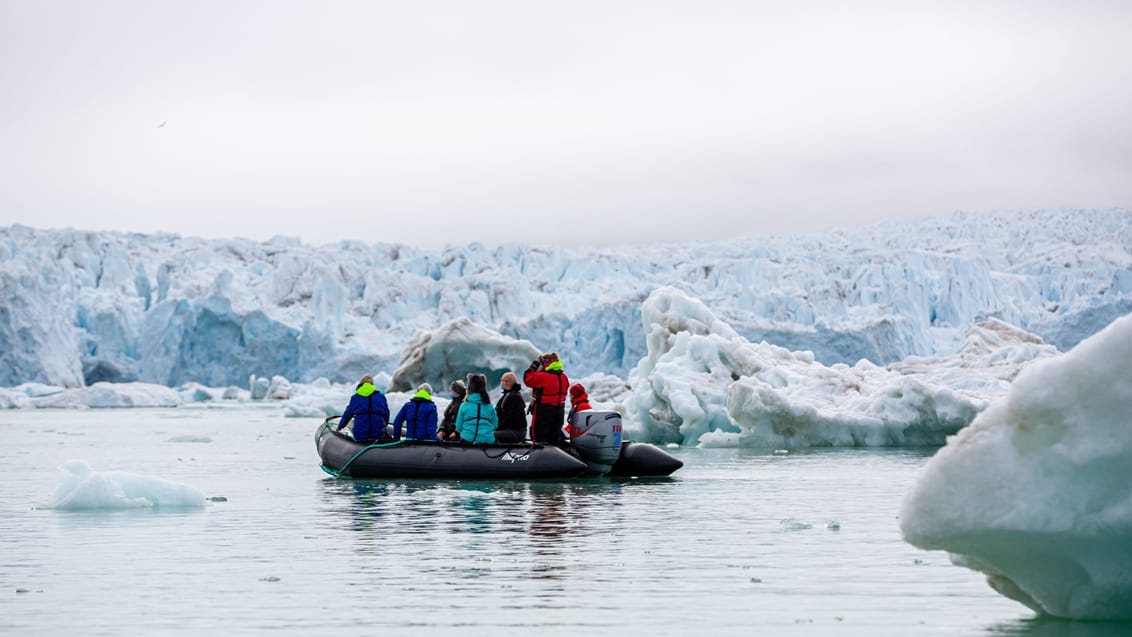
[479,444,537,460]
[317,417,404,477]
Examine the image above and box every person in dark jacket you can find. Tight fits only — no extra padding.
[566,383,592,439]
[393,383,438,440]
[523,352,569,446]
[494,371,527,444]
[438,379,465,441]
[338,374,391,442]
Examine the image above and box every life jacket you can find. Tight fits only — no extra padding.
[458,394,496,443]
[526,366,568,408]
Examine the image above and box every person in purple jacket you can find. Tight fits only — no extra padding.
[392,383,439,440]
[338,375,391,442]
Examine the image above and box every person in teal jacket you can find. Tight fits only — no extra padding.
[455,373,496,444]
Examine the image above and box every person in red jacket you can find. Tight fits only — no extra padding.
[523,352,569,446]
[566,383,592,439]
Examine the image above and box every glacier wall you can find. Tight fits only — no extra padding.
[0,209,1129,388]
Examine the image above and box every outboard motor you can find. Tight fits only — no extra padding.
[569,410,623,475]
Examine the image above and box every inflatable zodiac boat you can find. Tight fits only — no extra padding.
[316,410,682,479]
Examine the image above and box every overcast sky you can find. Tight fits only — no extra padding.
[1,1,1129,248]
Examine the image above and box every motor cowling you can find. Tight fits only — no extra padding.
[570,410,623,474]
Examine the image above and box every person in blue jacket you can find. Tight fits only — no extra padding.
[393,383,438,440]
[455,373,496,444]
[338,374,391,442]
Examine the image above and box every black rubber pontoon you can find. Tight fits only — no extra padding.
[607,441,684,477]
[316,421,589,479]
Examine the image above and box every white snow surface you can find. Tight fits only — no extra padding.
[900,313,1132,619]
[2,209,1129,390]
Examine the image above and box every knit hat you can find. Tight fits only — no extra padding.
[569,383,587,400]
[418,383,433,395]
[359,374,375,386]
[449,380,466,396]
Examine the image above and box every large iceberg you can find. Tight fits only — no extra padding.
[900,312,1132,619]
[624,287,1057,447]
[0,209,1129,389]
[389,318,540,392]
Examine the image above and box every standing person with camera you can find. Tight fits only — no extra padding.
[523,352,569,447]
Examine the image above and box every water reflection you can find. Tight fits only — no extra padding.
[318,478,629,558]
[985,617,1132,637]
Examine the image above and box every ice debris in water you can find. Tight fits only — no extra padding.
[779,518,812,531]
[827,520,841,531]
[166,435,212,443]
[48,460,206,509]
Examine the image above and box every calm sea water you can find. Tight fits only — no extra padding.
[0,407,1126,636]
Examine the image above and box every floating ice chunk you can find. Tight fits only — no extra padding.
[900,312,1132,619]
[249,375,270,400]
[267,375,292,400]
[178,383,215,402]
[779,518,812,531]
[30,382,181,408]
[166,435,212,443]
[0,387,32,409]
[627,287,1012,448]
[48,460,206,509]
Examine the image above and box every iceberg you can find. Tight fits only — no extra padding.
[900,312,1132,619]
[624,286,1055,447]
[389,318,541,392]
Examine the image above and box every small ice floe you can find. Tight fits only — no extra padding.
[260,576,281,582]
[826,520,841,531]
[47,460,206,510]
[773,449,789,455]
[166,435,212,443]
[779,518,812,531]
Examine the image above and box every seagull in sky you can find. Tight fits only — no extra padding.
[158,121,167,128]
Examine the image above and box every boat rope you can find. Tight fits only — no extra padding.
[479,443,538,460]
[316,418,405,477]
